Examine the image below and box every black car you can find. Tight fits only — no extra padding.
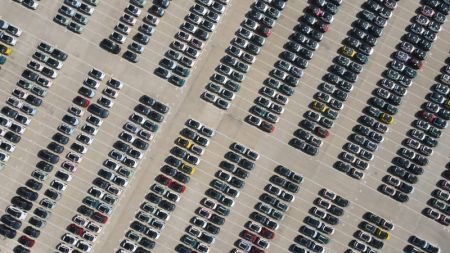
[78,205,94,217]
[133,139,149,150]
[38,149,59,164]
[5,131,21,143]
[26,179,43,191]
[123,50,139,63]
[152,101,169,114]
[36,161,53,172]
[1,214,22,229]
[88,104,109,118]
[0,224,17,239]
[16,187,38,201]
[52,133,69,145]
[25,95,42,106]
[11,196,33,211]
[23,226,40,238]
[47,142,64,154]
[100,39,121,54]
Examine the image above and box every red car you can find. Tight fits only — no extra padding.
[18,235,35,248]
[307,6,322,17]
[315,22,329,33]
[169,181,186,193]
[250,246,264,253]
[73,96,90,108]
[67,223,84,236]
[260,121,274,133]
[419,110,436,123]
[241,230,258,243]
[92,212,108,224]
[260,227,275,239]
[314,126,329,138]
[155,174,172,186]
[257,25,272,37]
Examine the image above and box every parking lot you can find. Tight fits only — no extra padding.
[0,0,449,252]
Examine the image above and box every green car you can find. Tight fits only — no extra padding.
[403,67,417,78]
[385,69,400,81]
[169,75,185,87]
[349,62,363,74]
[215,205,230,216]
[174,66,190,77]
[180,235,198,248]
[17,79,33,90]
[82,196,101,208]
[0,55,6,65]
[224,80,240,92]
[31,85,48,97]
[166,49,181,61]
[354,52,368,64]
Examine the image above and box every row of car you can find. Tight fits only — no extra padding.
[0,18,22,65]
[175,141,259,253]
[406,235,440,253]
[0,42,68,253]
[0,41,66,168]
[423,160,450,225]
[246,0,340,134]
[376,17,450,203]
[53,0,100,34]
[291,0,397,158]
[232,165,301,253]
[6,66,111,252]
[290,188,348,253]
[198,0,285,112]
[155,0,229,84]
[333,0,448,182]
[117,119,212,253]
[344,211,393,253]
[103,0,171,63]
[50,69,126,253]
[58,94,165,253]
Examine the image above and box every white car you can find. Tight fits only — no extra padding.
[56,243,73,253]
[120,239,137,252]
[0,141,16,152]
[7,25,23,37]
[6,205,27,220]
[77,134,93,145]
[107,78,124,90]
[89,68,105,80]
[0,116,13,127]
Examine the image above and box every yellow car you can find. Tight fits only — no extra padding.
[0,43,12,56]
[379,113,393,124]
[175,137,193,149]
[340,46,356,58]
[311,101,327,113]
[444,99,450,110]
[375,228,390,240]
[179,163,196,175]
